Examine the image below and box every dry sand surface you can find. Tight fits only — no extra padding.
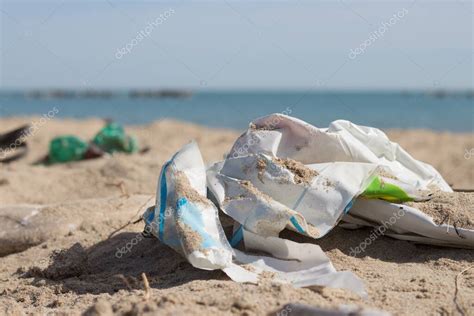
[0,117,473,316]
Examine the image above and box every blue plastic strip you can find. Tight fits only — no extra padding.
[343,199,355,214]
[229,225,243,247]
[290,216,305,234]
[145,207,154,225]
[176,197,217,249]
[157,160,172,241]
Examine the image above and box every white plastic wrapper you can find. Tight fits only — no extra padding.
[208,157,378,238]
[227,114,451,192]
[144,114,473,301]
[342,198,474,248]
[143,142,233,270]
[144,141,367,296]
[211,114,472,248]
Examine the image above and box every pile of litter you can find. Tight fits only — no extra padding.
[46,122,139,164]
[143,114,474,297]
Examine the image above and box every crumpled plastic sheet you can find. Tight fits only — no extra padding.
[143,114,474,298]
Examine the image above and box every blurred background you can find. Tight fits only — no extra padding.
[0,0,472,131]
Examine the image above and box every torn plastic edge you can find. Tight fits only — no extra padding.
[157,160,173,241]
[145,159,172,242]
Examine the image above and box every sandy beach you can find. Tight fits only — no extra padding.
[0,117,473,315]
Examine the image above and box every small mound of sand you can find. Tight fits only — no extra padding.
[258,271,277,282]
[407,192,474,229]
[25,243,88,280]
[272,157,318,185]
[173,171,211,206]
[256,158,267,183]
[306,224,320,238]
[176,222,203,254]
[378,169,399,180]
[173,171,212,253]
[240,180,272,202]
[83,299,114,316]
[249,122,278,131]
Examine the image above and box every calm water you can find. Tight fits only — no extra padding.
[0,91,472,132]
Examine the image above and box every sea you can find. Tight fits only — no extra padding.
[0,91,472,132]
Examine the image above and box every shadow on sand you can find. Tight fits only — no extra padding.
[26,225,473,295]
[25,231,224,295]
[281,226,474,263]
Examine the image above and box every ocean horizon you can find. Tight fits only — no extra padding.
[0,90,472,132]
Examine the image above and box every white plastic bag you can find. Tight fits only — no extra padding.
[228,114,451,192]
[208,155,378,238]
[214,114,472,248]
[144,141,367,296]
[144,114,473,301]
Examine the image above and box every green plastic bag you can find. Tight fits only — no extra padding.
[49,136,88,164]
[92,123,138,154]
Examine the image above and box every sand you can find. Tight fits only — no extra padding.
[272,157,318,185]
[407,192,474,230]
[176,222,204,255]
[240,180,272,203]
[0,116,473,315]
[173,171,211,206]
[256,158,267,183]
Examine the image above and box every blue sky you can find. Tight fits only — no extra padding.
[0,0,472,90]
